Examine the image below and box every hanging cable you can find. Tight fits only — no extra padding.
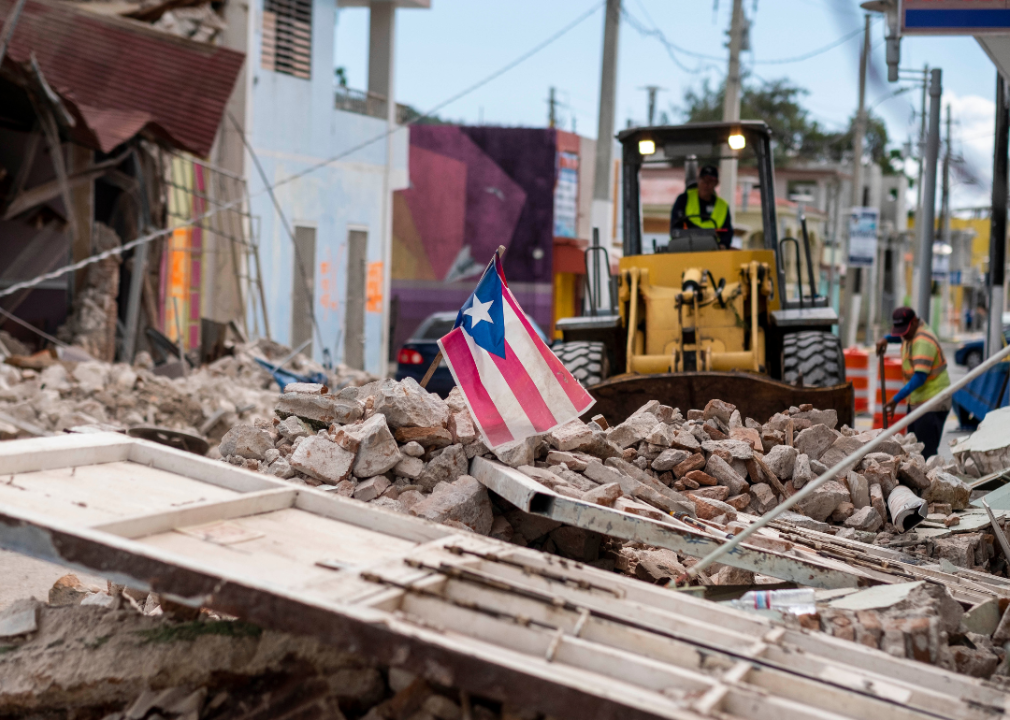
[0,0,605,304]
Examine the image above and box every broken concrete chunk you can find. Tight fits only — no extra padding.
[277,415,311,441]
[749,483,778,514]
[289,436,355,484]
[777,511,831,533]
[792,453,816,488]
[793,424,837,461]
[546,450,588,471]
[703,399,736,424]
[583,482,622,507]
[410,475,493,535]
[869,484,888,525]
[346,415,401,478]
[651,448,690,472]
[548,419,595,451]
[417,444,468,492]
[845,506,883,532]
[846,471,870,509]
[283,382,327,395]
[608,413,660,449]
[401,441,425,458]
[687,485,729,502]
[550,526,602,561]
[729,426,762,451]
[673,452,707,478]
[353,476,390,502]
[791,408,838,430]
[393,455,424,480]
[448,411,477,445]
[818,436,865,468]
[795,480,850,522]
[394,426,453,448]
[701,439,753,460]
[684,470,717,486]
[276,393,363,428]
[923,471,971,510]
[897,459,931,492]
[831,502,855,523]
[219,424,274,460]
[373,377,450,430]
[492,436,537,468]
[704,454,748,496]
[763,444,798,480]
[634,548,686,584]
[645,423,678,448]
[689,494,737,522]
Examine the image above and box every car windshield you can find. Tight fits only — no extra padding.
[419,318,456,340]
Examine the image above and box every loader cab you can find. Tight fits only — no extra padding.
[553,121,850,427]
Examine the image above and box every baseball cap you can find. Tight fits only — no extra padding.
[699,165,719,180]
[891,306,916,335]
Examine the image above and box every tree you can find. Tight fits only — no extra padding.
[678,76,892,171]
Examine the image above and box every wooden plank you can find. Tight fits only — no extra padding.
[0,433,132,474]
[127,439,285,493]
[294,489,449,544]
[91,488,297,539]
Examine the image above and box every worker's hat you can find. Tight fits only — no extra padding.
[699,165,719,180]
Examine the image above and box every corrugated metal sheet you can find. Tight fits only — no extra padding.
[0,0,244,156]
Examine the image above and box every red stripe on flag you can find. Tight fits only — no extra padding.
[501,288,594,411]
[439,328,514,446]
[490,339,557,433]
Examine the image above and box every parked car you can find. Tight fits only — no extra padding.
[395,310,550,398]
[954,326,1010,370]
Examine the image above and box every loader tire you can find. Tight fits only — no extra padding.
[553,341,609,387]
[782,331,845,387]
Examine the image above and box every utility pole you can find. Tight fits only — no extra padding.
[842,14,871,348]
[989,75,1009,359]
[720,0,745,222]
[917,68,943,324]
[911,64,928,311]
[548,87,557,128]
[641,85,663,126]
[591,0,620,309]
[939,104,952,337]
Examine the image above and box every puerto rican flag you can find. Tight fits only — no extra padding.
[438,254,595,449]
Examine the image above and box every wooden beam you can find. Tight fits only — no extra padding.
[3,150,129,221]
[90,488,297,539]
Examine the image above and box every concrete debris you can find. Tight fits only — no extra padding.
[0,580,521,719]
[0,338,373,452]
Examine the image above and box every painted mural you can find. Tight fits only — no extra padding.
[391,126,558,351]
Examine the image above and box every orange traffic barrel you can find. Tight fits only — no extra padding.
[844,347,869,414]
[873,356,908,429]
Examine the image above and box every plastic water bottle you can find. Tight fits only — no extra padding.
[728,588,817,615]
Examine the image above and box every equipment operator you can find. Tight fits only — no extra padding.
[669,164,734,249]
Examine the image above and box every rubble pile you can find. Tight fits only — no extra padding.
[236,383,978,572]
[0,576,523,720]
[0,339,373,449]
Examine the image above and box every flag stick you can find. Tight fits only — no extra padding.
[420,246,506,390]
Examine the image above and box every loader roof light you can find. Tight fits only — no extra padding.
[728,133,746,151]
[638,138,656,156]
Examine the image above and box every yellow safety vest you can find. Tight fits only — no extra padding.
[901,325,950,406]
[684,188,729,229]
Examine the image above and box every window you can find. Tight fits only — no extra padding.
[261,0,311,80]
[420,319,456,340]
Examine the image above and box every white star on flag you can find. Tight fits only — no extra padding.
[464,297,494,328]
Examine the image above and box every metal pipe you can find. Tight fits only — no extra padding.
[750,261,759,371]
[625,269,638,374]
[687,338,1010,579]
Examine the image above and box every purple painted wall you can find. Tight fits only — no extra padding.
[391,126,558,351]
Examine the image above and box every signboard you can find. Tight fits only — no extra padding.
[553,151,579,239]
[848,207,879,267]
[902,0,1010,35]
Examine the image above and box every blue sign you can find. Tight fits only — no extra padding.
[902,1,1010,35]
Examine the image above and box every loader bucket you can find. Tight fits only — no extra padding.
[585,372,854,429]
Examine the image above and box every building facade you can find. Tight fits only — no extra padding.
[214,0,426,375]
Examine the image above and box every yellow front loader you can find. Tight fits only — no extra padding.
[553,122,854,426]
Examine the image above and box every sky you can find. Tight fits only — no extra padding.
[334,0,1001,209]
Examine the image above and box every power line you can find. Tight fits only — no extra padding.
[752,26,863,64]
[0,0,605,305]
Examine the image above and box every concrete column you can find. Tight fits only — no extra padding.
[370,1,397,375]
[368,2,394,103]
